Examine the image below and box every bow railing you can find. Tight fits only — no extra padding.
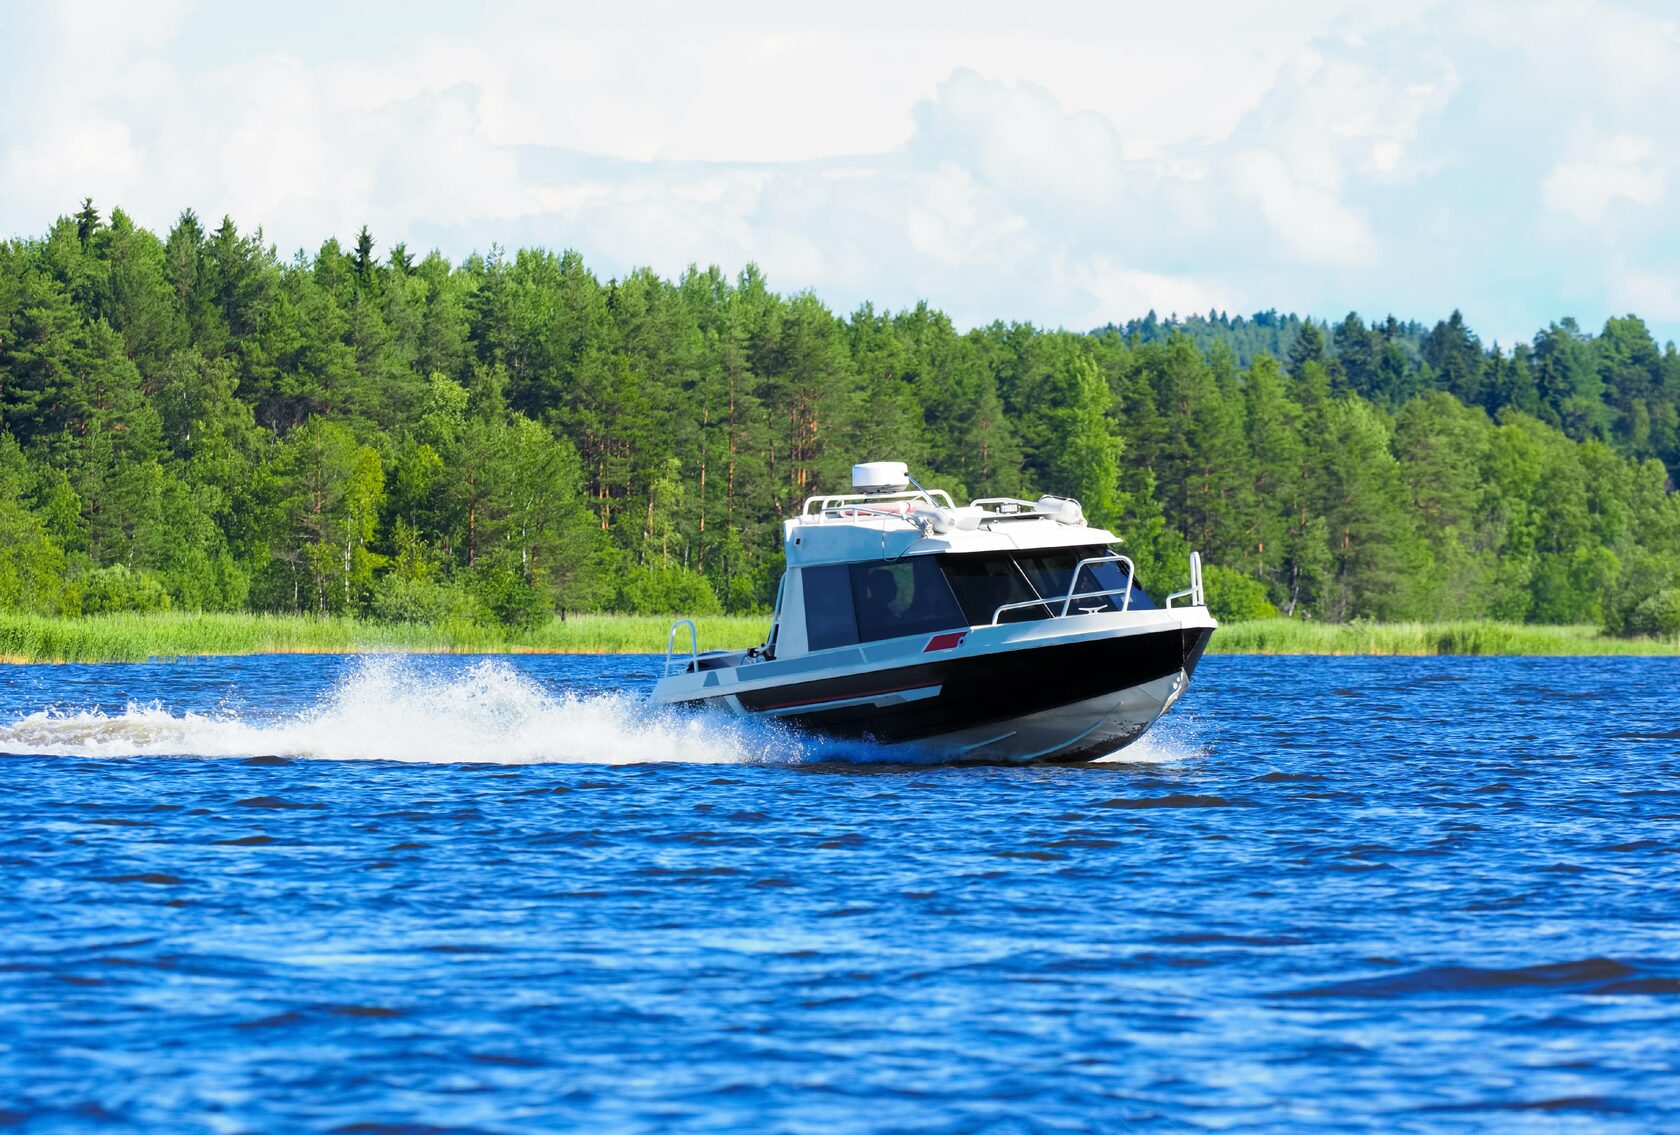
[1165,551,1205,609]
[989,554,1138,625]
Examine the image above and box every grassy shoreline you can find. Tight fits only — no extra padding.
[0,612,772,664]
[0,612,1673,664]
[1212,618,1677,656]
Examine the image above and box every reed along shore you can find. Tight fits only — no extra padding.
[0,613,1674,664]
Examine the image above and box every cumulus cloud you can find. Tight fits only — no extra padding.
[1226,148,1381,268]
[1543,134,1668,225]
[2,0,1679,342]
[910,70,1130,221]
[1614,269,1680,324]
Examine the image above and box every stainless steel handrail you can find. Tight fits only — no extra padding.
[803,488,956,515]
[817,505,918,523]
[1165,551,1205,609]
[664,619,698,676]
[989,554,1137,625]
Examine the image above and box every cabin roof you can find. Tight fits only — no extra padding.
[783,490,1118,567]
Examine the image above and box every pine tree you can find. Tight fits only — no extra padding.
[352,225,377,285]
[1422,310,1484,405]
[75,198,101,246]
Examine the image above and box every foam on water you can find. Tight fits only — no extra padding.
[1090,713,1208,765]
[0,657,789,765]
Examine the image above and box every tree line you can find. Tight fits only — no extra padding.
[1,201,1677,636]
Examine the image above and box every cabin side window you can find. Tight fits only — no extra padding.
[848,557,966,643]
[802,564,860,651]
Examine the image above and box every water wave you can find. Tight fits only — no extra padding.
[1281,957,1680,1000]
[0,657,785,765]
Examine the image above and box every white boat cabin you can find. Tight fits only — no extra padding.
[761,462,1170,662]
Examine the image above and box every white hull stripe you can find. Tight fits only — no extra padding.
[754,683,943,717]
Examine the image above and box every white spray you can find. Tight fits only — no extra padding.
[0,657,790,765]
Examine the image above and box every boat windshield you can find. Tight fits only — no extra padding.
[800,546,1154,651]
[939,546,1152,625]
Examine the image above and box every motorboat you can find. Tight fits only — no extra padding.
[652,462,1216,763]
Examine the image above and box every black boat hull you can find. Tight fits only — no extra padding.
[675,626,1213,763]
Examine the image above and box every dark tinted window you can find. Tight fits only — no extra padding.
[941,546,1153,620]
[1012,548,1131,614]
[1076,546,1155,610]
[1123,568,1156,610]
[1068,546,1155,611]
[848,557,966,642]
[1015,549,1083,608]
[802,564,859,651]
[941,553,1049,625]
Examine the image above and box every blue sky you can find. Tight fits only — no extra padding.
[4,0,1678,345]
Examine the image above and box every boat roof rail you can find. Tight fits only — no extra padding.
[801,488,957,515]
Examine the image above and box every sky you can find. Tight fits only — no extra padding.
[3,0,1679,345]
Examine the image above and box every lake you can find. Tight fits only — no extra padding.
[1,653,1677,1133]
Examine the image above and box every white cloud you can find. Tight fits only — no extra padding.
[902,161,1032,267]
[1614,269,1680,323]
[5,118,144,214]
[1078,259,1240,326]
[1227,148,1381,268]
[1543,134,1668,225]
[3,0,1680,343]
[910,70,1129,220]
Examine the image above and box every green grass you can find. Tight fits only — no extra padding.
[0,612,770,664]
[0,612,1673,663]
[1208,618,1680,656]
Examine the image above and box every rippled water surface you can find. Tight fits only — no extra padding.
[2,653,1678,1133]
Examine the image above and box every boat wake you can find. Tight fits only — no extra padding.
[0,656,1205,767]
[0,658,778,765]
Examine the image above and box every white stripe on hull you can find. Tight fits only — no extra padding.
[751,684,943,717]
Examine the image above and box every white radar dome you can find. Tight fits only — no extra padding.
[852,461,911,494]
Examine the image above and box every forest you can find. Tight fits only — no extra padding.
[2,200,1679,637]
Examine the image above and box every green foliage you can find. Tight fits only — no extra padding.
[2,201,1678,639]
[1036,354,1123,527]
[1202,564,1279,622]
[1628,589,1680,639]
[0,494,68,614]
[79,565,173,614]
[611,565,724,616]
[467,557,553,631]
[368,573,473,625]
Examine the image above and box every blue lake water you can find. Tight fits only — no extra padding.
[1,652,1677,1133]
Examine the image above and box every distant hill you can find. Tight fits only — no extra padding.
[1095,309,1680,485]
[1096,310,1428,369]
